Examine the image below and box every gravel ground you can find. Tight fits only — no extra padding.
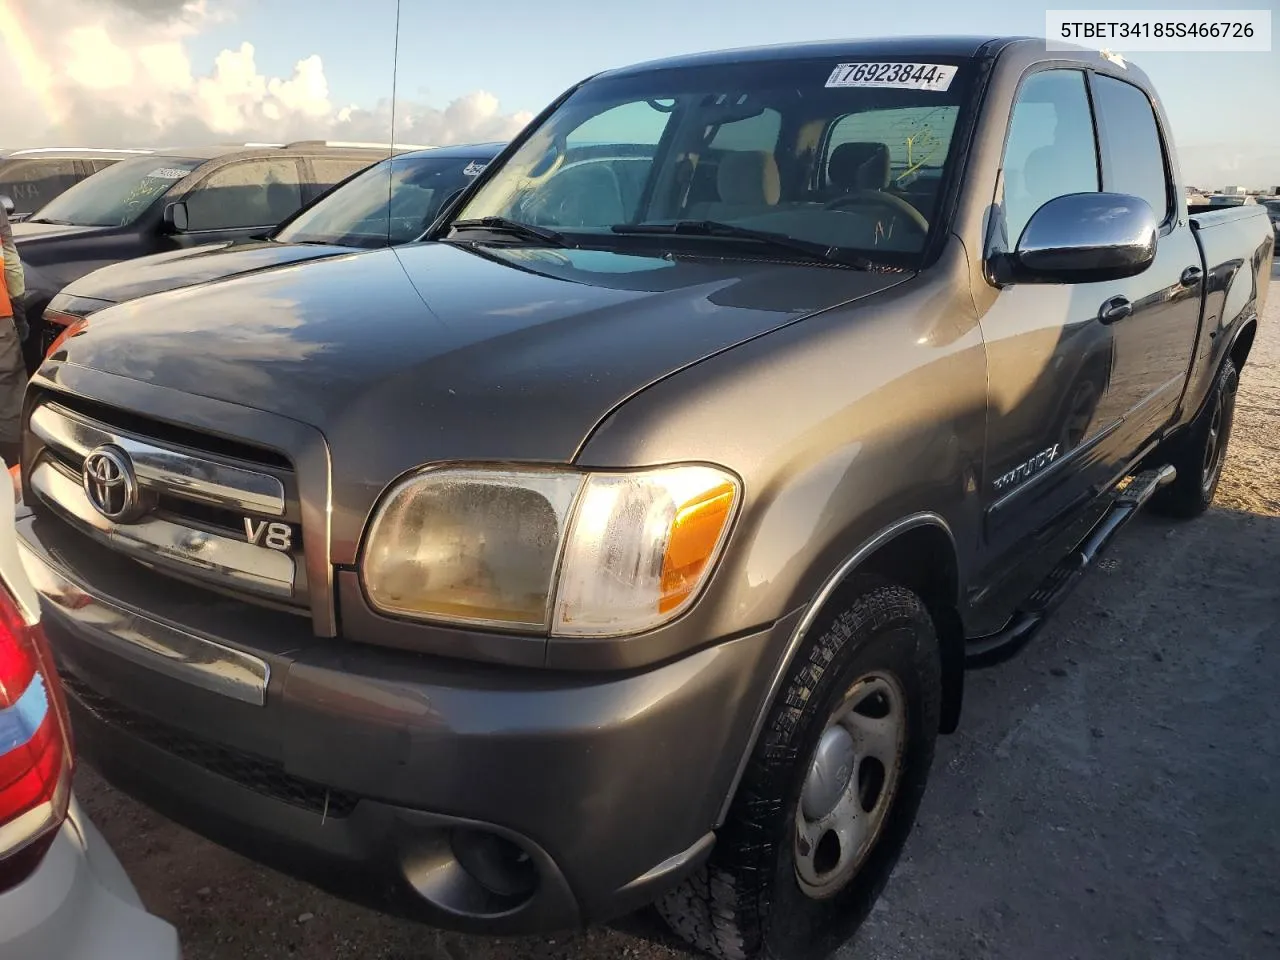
[79,277,1280,960]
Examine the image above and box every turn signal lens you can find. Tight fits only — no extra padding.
[659,482,736,613]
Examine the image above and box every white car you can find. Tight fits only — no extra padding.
[0,460,179,960]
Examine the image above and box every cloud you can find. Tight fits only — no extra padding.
[1176,143,1277,192]
[0,0,532,148]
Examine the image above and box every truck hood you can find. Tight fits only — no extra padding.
[56,241,909,469]
[59,240,354,307]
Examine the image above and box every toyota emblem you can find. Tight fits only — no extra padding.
[82,445,141,522]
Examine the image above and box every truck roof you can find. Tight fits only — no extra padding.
[393,141,506,162]
[0,147,155,159]
[596,35,1029,78]
[143,143,403,162]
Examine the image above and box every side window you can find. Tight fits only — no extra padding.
[184,159,304,231]
[309,157,374,197]
[0,158,81,213]
[1091,74,1172,223]
[91,159,122,173]
[1000,70,1099,245]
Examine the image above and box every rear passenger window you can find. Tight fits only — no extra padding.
[310,158,374,196]
[1000,70,1099,245]
[1091,74,1172,223]
[185,159,304,230]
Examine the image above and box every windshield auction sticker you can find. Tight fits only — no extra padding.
[825,63,958,91]
[1045,9,1271,50]
[145,167,193,180]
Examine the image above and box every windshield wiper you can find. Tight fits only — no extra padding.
[449,217,569,247]
[24,217,76,226]
[610,220,876,270]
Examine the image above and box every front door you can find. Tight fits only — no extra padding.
[978,69,1118,573]
[971,66,1180,630]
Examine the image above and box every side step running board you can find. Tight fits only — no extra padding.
[965,465,1176,668]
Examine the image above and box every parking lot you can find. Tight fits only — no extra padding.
[71,275,1280,960]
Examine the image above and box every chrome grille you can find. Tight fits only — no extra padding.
[27,401,307,610]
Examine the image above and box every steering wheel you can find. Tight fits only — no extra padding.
[823,189,930,235]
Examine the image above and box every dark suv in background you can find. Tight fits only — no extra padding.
[0,148,155,221]
[39,141,505,354]
[12,141,405,371]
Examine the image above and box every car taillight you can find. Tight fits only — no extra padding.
[0,579,72,891]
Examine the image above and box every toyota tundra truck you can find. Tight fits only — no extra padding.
[13,37,1273,960]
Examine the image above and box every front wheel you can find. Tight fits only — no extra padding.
[658,582,941,960]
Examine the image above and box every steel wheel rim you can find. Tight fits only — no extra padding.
[1202,394,1225,494]
[793,671,907,900]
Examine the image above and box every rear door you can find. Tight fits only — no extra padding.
[168,157,307,250]
[1085,72,1203,454]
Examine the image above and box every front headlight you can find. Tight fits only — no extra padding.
[360,464,739,637]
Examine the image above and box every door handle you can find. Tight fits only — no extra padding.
[1098,295,1132,325]
[1180,265,1203,287]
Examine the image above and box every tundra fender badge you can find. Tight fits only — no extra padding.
[993,443,1061,493]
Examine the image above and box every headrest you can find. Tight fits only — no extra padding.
[1022,147,1057,195]
[829,142,891,191]
[717,151,781,206]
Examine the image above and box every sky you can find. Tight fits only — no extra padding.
[0,0,1276,187]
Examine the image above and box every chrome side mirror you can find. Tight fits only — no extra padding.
[1006,192,1158,284]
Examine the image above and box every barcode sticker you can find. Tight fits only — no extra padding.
[825,62,958,91]
[145,167,192,180]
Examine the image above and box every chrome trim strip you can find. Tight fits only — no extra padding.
[715,512,956,826]
[17,539,270,706]
[29,460,295,600]
[304,435,336,637]
[30,403,286,517]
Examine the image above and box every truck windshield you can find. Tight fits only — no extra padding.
[275,154,491,248]
[28,155,201,227]
[453,57,973,263]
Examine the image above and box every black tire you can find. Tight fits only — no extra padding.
[1150,358,1238,519]
[657,581,941,960]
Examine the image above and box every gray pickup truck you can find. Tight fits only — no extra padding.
[15,36,1273,960]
